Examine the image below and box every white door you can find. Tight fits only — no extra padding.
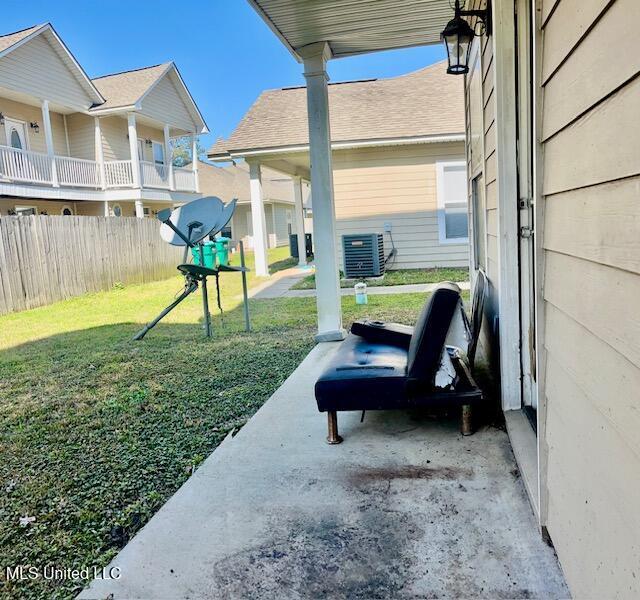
[5,118,28,150]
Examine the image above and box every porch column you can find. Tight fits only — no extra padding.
[94,117,106,190]
[134,200,144,219]
[248,161,269,276]
[164,124,175,191]
[127,113,141,188]
[292,176,307,267]
[103,201,110,217]
[191,134,200,193]
[301,42,344,341]
[41,100,59,187]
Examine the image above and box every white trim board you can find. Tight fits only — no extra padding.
[492,0,522,412]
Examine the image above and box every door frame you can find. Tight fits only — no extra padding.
[515,0,537,417]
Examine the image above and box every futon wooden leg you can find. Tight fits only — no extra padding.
[461,404,473,436]
[326,411,343,445]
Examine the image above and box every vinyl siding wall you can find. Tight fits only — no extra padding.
[0,33,93,110]
[0,199,175,218]
[464,12,499,366]
[331,142,469,271]
[539,0,640,597]
[231,201,296,249]
[0,97,68,156]
[141,73,196,133]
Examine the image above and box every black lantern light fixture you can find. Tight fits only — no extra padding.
[29,121,40,133]
[441,0,492,75]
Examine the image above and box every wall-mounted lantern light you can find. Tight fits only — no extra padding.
[441,0,492,75]
[145,139,153,146]
[29,121,40,133]
[0,113,4,125]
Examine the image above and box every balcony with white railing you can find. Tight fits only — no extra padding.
[0,145,197,194]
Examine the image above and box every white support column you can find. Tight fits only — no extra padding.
[164,124,175,191]
[191,134,200,193]
[134,200,144,219]
[41,100,59,187]
[292,176,307,267]
[248,161,269,276]
[127,112,141,188]
[301,42,344,341]
[94,117,106,190]
[103,201,110,217]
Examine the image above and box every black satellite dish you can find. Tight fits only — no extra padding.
[133,196,250,341]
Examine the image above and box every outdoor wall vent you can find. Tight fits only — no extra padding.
[342,233,385,279]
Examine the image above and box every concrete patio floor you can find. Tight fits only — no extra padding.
[81,343,569,599]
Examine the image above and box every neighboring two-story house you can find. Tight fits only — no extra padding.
[0,23,207,218]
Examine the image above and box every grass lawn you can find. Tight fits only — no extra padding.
[291,266,469,290]
[0,246,428,600]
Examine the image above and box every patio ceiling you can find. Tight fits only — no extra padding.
[247,0,451,61]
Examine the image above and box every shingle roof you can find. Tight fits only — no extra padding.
[0,24,44,54]
[198,161,294,204]
[91,63,170,110]
[209,61,463,157]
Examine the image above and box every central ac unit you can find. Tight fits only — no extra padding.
[342,233,385,278]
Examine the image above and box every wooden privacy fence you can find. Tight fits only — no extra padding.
[0,215,183,315]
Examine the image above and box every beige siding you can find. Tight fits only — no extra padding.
[141,73,196,132]
[95,116,165,163]
[0,97,68,156]
[230,201,295,249]
[540,1,640,597]
[0,33,92,110]
[99,116,130,161]
[273,202,293,246]
[464,14,499,365]
[332,142,469,270]
[65,113,95,160]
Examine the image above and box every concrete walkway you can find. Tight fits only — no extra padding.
[81,343,568,600]
[247,265,311,300]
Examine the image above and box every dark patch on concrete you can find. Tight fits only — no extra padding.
[346,464,473,486]
[210,511,424,599]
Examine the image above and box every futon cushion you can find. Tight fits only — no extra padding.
[315,334,408,412]
[406,283,461,383]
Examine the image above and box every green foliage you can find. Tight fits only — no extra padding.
[170,136,206,167]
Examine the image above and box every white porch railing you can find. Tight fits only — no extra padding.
[0,145,52,185]
[140,160,170,189]
[104,160,134,188]
[0,145,197,193]
[174,167,196,192]
[55,155,100,188]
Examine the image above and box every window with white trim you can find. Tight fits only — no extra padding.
[436,161,469,244]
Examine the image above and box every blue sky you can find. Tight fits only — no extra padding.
[4,1,446,151]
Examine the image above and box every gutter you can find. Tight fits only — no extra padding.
[208,133,466,161]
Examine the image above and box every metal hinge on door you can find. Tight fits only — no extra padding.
[520,226,534,238]
[519,197,533,209]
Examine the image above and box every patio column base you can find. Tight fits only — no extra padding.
[315,328,347,343]
[326,411,343,444]
[461,404,473,436]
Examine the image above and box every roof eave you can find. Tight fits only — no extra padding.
[211,133,466,159]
